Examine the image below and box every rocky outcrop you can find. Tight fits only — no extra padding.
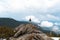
[9,24,53,40]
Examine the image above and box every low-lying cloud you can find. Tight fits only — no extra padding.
[23,15,40,23]
[40,21,53,27]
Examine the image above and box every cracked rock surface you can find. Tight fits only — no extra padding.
[9,24,53,40]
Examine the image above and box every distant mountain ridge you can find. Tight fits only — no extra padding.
[0,18,59,37]
[0,18,48,33]
[0,18,20,28]
[0,18,38,28]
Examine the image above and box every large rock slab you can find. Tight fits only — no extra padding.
[9,24,53,40]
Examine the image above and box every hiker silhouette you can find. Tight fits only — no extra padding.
[29,18,31,22]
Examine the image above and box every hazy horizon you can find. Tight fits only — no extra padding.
[0,0,60,32]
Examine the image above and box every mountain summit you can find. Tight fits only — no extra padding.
[9,24,52,40]
[0,18,37,28]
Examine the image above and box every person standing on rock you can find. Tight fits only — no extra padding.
[29,18,31,22]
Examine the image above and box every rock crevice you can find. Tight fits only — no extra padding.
[9,24,53,40]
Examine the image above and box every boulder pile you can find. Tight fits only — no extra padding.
[9,24,53,40]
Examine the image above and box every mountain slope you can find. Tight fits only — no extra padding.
[0,18,59,37]
[0,18,37,28]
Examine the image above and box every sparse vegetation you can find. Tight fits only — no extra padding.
[46,32,60,37]
[0,26,15,38]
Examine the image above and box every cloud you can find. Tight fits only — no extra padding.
[46,14,60,20]
[52,26,59,32]
[0,0,59,12]
[23,15,40,23]
[54,23,60,26]
[38,14,60,21]
[0,0,60,22]
[40,21,53,27]
[0,5,7,13]
[9,0,59,10]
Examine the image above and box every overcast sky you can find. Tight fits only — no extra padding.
[0,0,60,31]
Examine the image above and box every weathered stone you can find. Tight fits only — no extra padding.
[9,24,53,40]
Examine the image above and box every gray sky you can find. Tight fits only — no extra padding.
[0,0,60,31]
